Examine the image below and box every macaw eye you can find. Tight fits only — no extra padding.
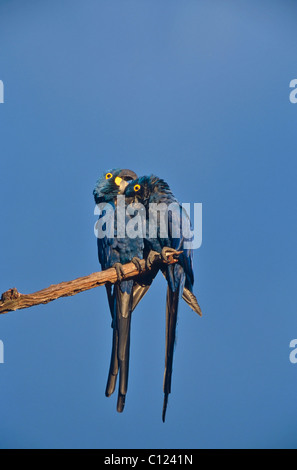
[105,173,113,180]
[134,184,141,192]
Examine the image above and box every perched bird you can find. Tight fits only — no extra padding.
[125,175,202,421]
[93,169,157,413]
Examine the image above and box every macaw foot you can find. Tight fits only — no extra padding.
[112,262,125,282]
[131,256,143,273]
[146,250,161,270]
[161,247,182,264]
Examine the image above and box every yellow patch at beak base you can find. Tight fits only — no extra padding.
[115,176,122,186]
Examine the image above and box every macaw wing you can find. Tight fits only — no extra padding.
[96,204,119,270]
[96,205,119,320]
[167,205,202,315]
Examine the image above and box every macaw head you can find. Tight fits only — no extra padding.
[93,168,137,204]
[125,174,172,207]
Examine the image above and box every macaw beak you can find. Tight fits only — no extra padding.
[115,176,129,193]
[116,169,137,193]
[118,169,137,180]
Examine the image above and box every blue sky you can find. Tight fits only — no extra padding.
[1,0,297,449]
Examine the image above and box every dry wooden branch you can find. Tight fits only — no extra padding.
[0,252,180,315]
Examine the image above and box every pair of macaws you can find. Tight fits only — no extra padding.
[93,169,202,422]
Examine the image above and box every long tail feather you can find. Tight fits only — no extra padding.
[117,392,126,413]
[105,285,132,405]
[105,273,155,407]
[105,283,114,321]
[105,325,119,397]
[114,285,133,413]
[162,285,180,422]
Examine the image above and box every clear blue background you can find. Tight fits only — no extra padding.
[0,0,297,449]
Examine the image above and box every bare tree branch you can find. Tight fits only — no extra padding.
[0,252,180,315]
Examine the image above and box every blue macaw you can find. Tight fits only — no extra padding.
[125,175,202,421]
[93,169,157,413]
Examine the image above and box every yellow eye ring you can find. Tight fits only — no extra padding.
[105,173,113,179]
[134,184,141,192]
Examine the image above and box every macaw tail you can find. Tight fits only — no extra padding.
[182,286,203,316]
[115,283,133,413]
[105,270,158,409]
[131,264,158,311]
[161,269,202,317]
[105,316,131,411]
[105,325,119,397]
[162,284,180,422]
[105,285,118,397]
